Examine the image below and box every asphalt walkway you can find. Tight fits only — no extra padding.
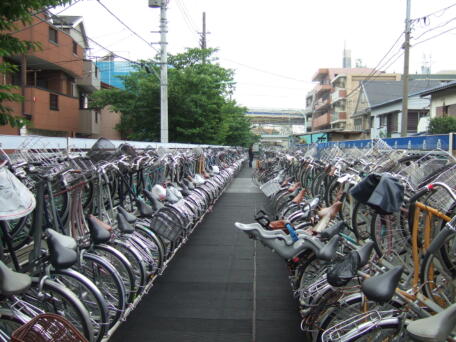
[110,164,305,342]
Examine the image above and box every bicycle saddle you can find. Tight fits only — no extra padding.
[362,266,403,304]
[320,221,347,240]
[313,202,343,233]
[46,228,77,250]
[316,235,340,261]
[143,190,164,211]
[357,240,375,267]
[317,201,342,220]
[117,206,137,224]
[87,215,111,244]
[117,213,135,234]
[291,189,306,204]
[46,229,78,270]
[136,198,155,217]
[407,303,456,342]
[0,260,31,296]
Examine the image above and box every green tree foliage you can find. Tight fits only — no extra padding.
[428,116,456,134]
[91,48,256,146]
[0,0,71,127]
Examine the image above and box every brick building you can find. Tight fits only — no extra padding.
[1,12,121,139]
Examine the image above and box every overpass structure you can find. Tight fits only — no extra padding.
[246,108,307,147]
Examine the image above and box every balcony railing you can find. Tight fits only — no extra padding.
[331,88,347,103]
[312,113,331,129]
[331,111,347,123]
[77,60,101,92]
[315,84,332,95]
[314,98,331,111]
[80,109,101,135]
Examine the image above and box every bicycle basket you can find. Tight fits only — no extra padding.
[11,313,88,342]
[260,178,281,197]
[150,211,183,241]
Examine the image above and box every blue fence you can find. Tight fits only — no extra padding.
[295,134,454,152]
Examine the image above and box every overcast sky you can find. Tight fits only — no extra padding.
[54,0,456,110]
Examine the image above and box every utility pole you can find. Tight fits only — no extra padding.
[149,0,169,143]
[401,0,411,137]
[159,2,169,143]
[200,12,207,49]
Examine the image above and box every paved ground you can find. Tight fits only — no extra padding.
[110,163,306,342]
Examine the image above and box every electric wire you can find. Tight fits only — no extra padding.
[411,2,456,22]
[175,0,199,33]
[11,0,83,34]
[221,57,309,83]
[412,16,456,41]
[96,0,159,53]
[414,24,456,46]
[30,12,159,79]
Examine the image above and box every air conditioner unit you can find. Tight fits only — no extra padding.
[149,0,161,7]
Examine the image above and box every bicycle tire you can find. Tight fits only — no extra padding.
[51,268,109,342]
[23,278,93,342]
[79,252,126,328]
[421,232,456,308]
[111,238,148,291]
[91,244,136,304]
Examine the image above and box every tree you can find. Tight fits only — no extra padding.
[428,116,456,134]
[0,0,71,127]
[91,48,257,146]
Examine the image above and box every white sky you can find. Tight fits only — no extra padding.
[53,0,456,110]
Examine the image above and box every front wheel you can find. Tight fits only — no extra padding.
[23,278,93,342]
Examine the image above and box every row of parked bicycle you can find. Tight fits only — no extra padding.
[0,137,244,342]
[237,140,456,341]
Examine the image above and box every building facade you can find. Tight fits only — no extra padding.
[307,68,400,133]
[1,12,120,139]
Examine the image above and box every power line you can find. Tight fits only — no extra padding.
[411,1,456,22]
[338,31,405,101]
[96,0,159,53]
[175,0,198,33]
[414,24,456,46]
[412,16,456,41]
[221,57,310,83]
[11,0,83,34]
[31,13,152,73]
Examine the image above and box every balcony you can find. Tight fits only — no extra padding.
[77,60,100,92]
[312,113,331,130]
[331,111,347,123]
[80,109,101,136]
[312,68,329,82]
[315,84,332,95]
[314,98,331,111]
[331,88,347,103]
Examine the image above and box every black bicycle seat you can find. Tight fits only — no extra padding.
[117,206,137,224]
[87,215,111,244]
[117,213,135,234]
[0,260,31,296]
[317,235,340,261]
[47,230,78,270]
[136,198,155,217]
[362,266,403,304]
[357,240,375,267]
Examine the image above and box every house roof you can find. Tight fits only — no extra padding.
[364,80,440,108]
[418,80,456,96]
[351,79,441,117]
[51,15,84,28]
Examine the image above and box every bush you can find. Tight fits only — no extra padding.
[428,116,456,134]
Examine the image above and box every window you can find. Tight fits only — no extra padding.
[72,41,78,55]
[50,94,59,110]
[49,27,58,44]
[354,118,362,131]
[79,94,88,109]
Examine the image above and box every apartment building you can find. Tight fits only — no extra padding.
[307,68,400,135]
[1,12,119,139]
